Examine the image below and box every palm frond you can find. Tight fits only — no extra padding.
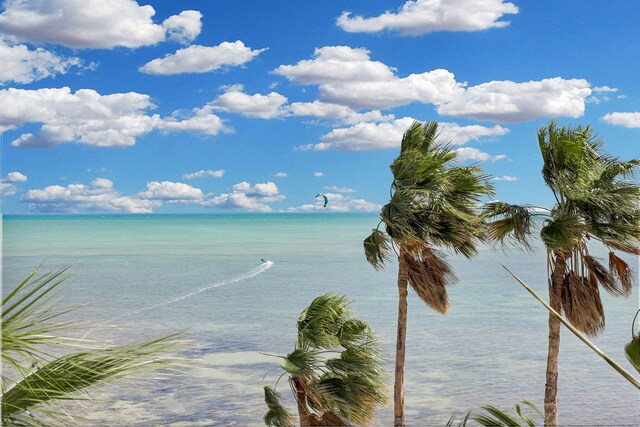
[560,271,605,337]
[297,294,350,349]
[608,252,634,297]
[263,386,294,427]
[472,401,542,427]
[402,247,457,314]
[584,255,629,298]
[363,229,391,270]
[540,215,582,251]
[2,334,182,423]
[281,349,320,378]
[399,121,425,155]
[483,202,537,250]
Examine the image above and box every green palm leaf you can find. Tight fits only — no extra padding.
[263,386,294,427]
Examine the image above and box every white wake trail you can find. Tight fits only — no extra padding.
[104,261,274,324]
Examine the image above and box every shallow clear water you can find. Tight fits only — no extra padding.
[3,214,639,426]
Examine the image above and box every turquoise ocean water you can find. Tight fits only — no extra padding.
[2,214,639,426]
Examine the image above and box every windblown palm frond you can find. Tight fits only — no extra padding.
[1,266,183,426]
[264,386,294,427]
[472,401,542,427]
[264,294,387,426]
[403,246,457,314]
[363,229,391,270]
[483,202,539,250]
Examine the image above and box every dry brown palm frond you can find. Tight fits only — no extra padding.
[561,272,605,337]
[609,252,634,298]
[583,255,627,297]
[402,246,457,314]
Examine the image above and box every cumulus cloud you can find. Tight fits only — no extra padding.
[137,181,205,202]
[202,181,285,212]
[313,172,324,177]
[274,172,288,178]
[0,0,201,49]
[0,38,84,84]
[492,175,518,181]
[211,85,288,119]
[1,171,28,196]
[301,118,508,152]
[139,41,266,75]
[275,47,593,123]
[159,105,231,135]
[273,46,395,84]
[162,10,203,44]
[337,0,518,35]
[0,87,230,147]
[21,178,162,213]
[436,77,592,123]
[182,169,225,180]
[602,112,640,128]
[288,193,381,212]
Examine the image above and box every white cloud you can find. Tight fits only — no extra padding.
[162,10,203,44]
[211,85,288,119]
[202,181,285,212]
[593,86,618,93]
[21,178,161,213]
[303,118,508,152]
[313,172,324,177]
[602,112,640,128]
[140,41,266,75]
[273,46,395,84]
[1,87,231,147]
[337,0,518,35]
[274,172,288,178]
[1,171,28,196]
[436,77,592,123]
[182,169,225,180]
[159,105,231,135]
[288,193,381,212]
[492,175,518,181]
[0,37,83,84]
[0,0,200,49]
[454,147,506,162]
[324,186,356,193]
[276,47,593,123]
[287,101,394,124]
[137,181,205,201]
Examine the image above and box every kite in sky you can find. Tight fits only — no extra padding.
[316,193,328,208]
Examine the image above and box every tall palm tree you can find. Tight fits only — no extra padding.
[363,121,494,426]
[263,293,388,427]
[484,121,640,426]
[2,266,182,425]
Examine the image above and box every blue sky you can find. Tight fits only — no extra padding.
[1,0,638,214]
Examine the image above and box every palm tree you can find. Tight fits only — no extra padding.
[2,266,182,425]
[363,121,494,426]
[484,121,639,426]
[263,293,388,426]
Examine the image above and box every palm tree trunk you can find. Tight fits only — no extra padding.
[394,250,409,427]
[293,378,311,427]
[544,251,566,427]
